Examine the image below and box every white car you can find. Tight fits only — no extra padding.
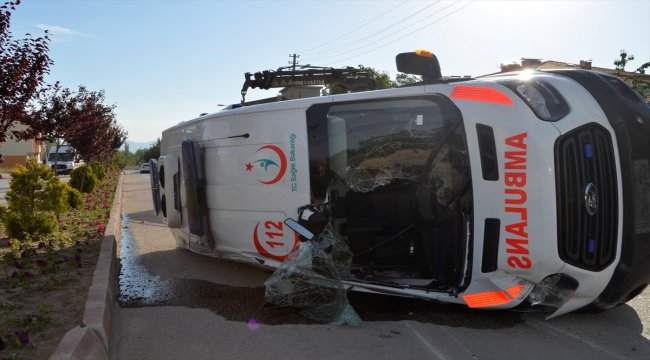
[149,51,650,319]
[139,163,150,174]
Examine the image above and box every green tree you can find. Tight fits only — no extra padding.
[66,184,82,208]
[395,73,422,87]
[322,67,422,95]
[139,138,161,164]
[111,150,128,169]
[133,148,145,164]
[89,160,106,180]
[1,158,68,239]
[613,50,650,98]
[69,165,97,193]
[322,67,396,95]
[113,143,136,167]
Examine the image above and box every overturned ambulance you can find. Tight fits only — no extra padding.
[150,51,650,318]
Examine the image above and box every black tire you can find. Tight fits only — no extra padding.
[580,283,648,313]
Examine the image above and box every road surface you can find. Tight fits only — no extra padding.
[0,176,9,205]
[110,171,650,360]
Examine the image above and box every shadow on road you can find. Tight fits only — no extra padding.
[123,244,531,329]
[121,246,650,343]
[126,210,165,225]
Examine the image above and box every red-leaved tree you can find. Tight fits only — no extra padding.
[63,86,126,164]
[20,84,80,170]
[0,0,52,141]
[23,85,127,185]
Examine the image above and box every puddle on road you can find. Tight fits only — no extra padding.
[118,213,310,325]
[118,213,523,328]
[118,213,171,306]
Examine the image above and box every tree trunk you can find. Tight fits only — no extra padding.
[53,141,61,175]
[80,165,87,193]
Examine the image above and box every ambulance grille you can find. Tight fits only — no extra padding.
[555,124,618,271]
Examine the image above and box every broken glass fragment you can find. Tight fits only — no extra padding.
[264,224,361,326]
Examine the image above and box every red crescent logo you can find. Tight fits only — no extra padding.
[253,221,300,261]
[256,145,287,185]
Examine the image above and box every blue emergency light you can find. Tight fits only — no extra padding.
[584,143,593,159]
[587,237,597,254]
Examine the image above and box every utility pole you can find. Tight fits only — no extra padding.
[289,53,300,74]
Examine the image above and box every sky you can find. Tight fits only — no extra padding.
[8,0,650,143]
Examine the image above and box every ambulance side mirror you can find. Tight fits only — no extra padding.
[396,51,442,82]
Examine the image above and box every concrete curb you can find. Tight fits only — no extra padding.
[50,172,124,360]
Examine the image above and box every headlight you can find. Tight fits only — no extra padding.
[526,273,578,312]
[500,79,570,121]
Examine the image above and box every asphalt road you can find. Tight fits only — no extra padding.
[0,176,9,205]
[110,171,650,360]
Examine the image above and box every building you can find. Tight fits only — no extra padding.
[0,130,46,169]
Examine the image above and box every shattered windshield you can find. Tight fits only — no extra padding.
[268,95,473,323]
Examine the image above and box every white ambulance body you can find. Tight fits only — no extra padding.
[151,52,650,318]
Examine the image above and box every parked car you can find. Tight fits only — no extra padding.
[139,163,150,174]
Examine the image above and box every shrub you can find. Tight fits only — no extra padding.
[69,165,98,193]
[66,184,83,208]
[111,152,127,170]
[90,161,106,180]
[1,158,69,239]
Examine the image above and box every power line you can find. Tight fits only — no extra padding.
[300,0,409,54]
[302,1,441,58]
[303,1,439,57]
[324,1,475,67]
[316,0,455,62]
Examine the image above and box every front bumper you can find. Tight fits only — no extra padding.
[551,70,650,308]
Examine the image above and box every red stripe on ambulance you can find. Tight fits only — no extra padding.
[503,132,531,269]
